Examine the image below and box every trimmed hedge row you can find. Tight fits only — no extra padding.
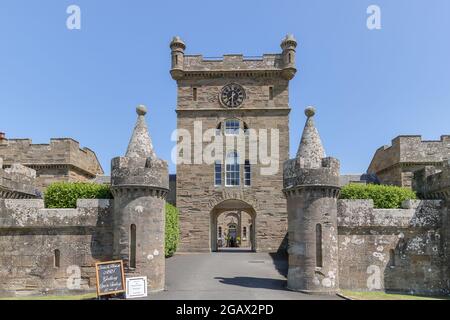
[165,203,179,258]
[44,182,179,257]
[339,183,417,209]
[44,182,112,208]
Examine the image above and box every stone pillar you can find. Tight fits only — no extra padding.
[111,105,169,292]
[283,107,340,294]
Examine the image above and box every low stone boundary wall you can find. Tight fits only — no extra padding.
[337,199,448,295]
[0,199,113,297]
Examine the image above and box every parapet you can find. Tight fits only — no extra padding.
[337,199,442,228]
[0,136,104,177]
[170,35,297,80]
[0,199,112,228]
[368,135,450,174]
[111,156,169,192]
[283,156,340,190]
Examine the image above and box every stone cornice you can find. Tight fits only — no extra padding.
[111,185,169,199]
[176,108,291,115]
[175,70,287,80]
[283,185,340,199]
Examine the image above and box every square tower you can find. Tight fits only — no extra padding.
[170,35,297,252]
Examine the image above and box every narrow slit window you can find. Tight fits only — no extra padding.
[316,224,323,268]
[215,160,222,186]
[130,224,137,268]
[244,160,251,186]
[243,227,247,239]
[54,249,60,268]
[389,249,395,267]
[269,87,274,100]
[193,87,197,101]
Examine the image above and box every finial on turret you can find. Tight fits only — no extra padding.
[305,106,316,118]
[137,104,147,116]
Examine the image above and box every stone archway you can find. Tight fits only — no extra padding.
[210,199,256,252]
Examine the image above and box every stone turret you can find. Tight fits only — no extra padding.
[283,107,340,294]
[111,105,169,292]
[280,34,297,80]
[170,36,186,80]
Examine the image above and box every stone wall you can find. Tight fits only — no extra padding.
[337,199,448,295]
[0,199,113,297]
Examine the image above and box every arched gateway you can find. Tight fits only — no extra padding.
[210,199,256,252]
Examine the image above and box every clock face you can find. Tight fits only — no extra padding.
[220,84,245,108]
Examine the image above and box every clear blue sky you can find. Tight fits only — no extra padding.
[1,0,449,174]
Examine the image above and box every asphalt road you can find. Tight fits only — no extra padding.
[146,249,341,300]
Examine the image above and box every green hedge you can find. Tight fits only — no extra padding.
[339,183,417,209]
[165,203,179,258]
[44,182,179,257]
[44,182,112,208]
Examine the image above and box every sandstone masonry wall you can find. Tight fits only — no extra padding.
[0,199,113,297]
[337,199,448,295]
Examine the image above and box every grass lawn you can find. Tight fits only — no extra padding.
[340,290,450,300]
[0,292,97,300]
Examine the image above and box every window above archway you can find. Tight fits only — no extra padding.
[225,119,240,135]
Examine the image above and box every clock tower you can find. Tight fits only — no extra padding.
[171,35,297,252]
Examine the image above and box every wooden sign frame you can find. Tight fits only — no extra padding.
[95,260,126,297]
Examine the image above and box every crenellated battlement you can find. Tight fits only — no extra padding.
[170,35,297,80]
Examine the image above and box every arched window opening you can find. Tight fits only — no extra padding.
[54,249,60,268]
[130,224,137,269]
[225,119,240,135]
[225,151,240,186]
[316,224,323,268]
[218,226,222,239]
[193,87,198,101]
[269,87,274,100]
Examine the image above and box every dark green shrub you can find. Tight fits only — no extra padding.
[44,182,112,208]
[165,203,179,258]
[339,183,417,209]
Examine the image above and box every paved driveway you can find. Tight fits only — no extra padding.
[147,249,341,300]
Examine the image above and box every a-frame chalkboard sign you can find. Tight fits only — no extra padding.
[95,260,126,298]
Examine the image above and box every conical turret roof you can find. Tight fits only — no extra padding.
[296,107,325,168]
[125,105,157,159]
